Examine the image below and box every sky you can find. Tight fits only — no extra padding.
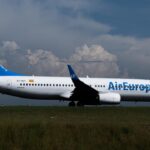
[0,0,150,105]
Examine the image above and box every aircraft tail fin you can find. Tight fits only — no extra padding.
[0,65,23,76]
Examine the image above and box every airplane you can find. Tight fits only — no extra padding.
[0,64,150,106]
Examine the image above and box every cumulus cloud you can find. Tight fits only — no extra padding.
[94,34,150,78]
[2,41,19,51]
[71,44,117,62]
[3,37,150,79]
[0,41,120,77]
[25,44,120,77]
[23,35,150,78]
[70,44,119,77]
[25,49,66,76]
[24,44,120,77]
[1,37,150,79]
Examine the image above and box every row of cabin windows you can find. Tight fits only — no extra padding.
[20,83,106,88]
[95,85,105,88]
[20,83,74,87]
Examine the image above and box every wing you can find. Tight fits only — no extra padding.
[67,65,100,105]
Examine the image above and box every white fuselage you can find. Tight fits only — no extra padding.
[0,76,150,102]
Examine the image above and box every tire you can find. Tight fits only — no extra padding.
[68,101,75,107]
[77,101,84,107]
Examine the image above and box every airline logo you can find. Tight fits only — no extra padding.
[108,82,150,93]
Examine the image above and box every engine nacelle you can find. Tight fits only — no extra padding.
[99,93,121,104]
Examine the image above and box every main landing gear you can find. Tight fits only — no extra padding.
[77,101,84,107]
[68,101,75,107]
[68,101,84,107]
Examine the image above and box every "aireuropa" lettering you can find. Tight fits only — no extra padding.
[108,82,150,93]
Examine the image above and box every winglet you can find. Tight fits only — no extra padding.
[67,65,79,81]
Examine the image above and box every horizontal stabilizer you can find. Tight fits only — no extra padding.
[0,65,24,76]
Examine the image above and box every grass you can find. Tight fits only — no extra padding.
[0,107,149,150]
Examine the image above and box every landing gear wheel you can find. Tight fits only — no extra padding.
[68,101,75,107]
[77,101,84,107]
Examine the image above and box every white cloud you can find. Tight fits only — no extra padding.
[94,34,150,78]
[2,37,150,78]
[24,44,120,77]
[0,41,120,77]
[25,49,66,76]
[71,44,116,62]
[2,41,19,51]
[70,44,119,77]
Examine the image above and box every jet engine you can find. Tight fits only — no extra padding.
[99,93,121,104]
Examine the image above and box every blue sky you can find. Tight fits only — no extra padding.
[0,0,150,105]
